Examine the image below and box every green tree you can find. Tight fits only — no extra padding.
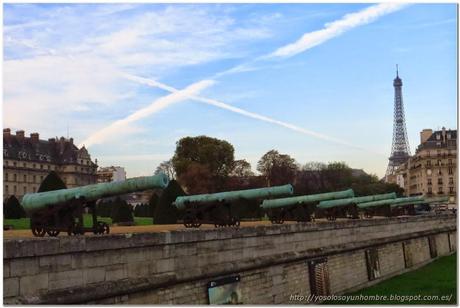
[112,199,133,223]
[323,161,353,190]
[154,180,186,224]
[172,136,235,192]
[149,194,159,217]
[257,150,298,186]
[37,171,67,192]
[4,195,26,219]
[229,159,254,177]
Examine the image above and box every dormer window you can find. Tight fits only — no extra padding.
[436,134,441,140]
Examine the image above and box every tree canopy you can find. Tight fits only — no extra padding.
[37,171,67,192]
[4,195,26,219]
[257,150,298,186]
[154,180,186,224]
[172,136,235,192]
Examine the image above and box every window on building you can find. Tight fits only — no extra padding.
[13,162,17,167]
[47,165,50,170]
[23,163,26,167]
[81,160,83,164]
[438,178,443,185]
[428,236,437,258]
[5,173,8,181]
[5,185,8,194]
[13,174,16,181]
[33,164,36,168]
[40,164,43,169]
[428,187,432,194]
[427,178,432,185]
[365,248,381,281]
[438,189,443,194]
[402,242,413,268]
[437,160,441,166]
[308,258,330,296]
[33,175,36,182]
[448,168,453,175]
[449,187,454,194]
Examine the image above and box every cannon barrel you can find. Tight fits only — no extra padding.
[260,189,354,209]
[22,173,170,215]
[174,184,293,210]
[317,192,397,209]
[357,195,426,209]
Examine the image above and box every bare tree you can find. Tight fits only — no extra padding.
[154,160,176,180]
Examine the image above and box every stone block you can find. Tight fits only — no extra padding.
[4,260,10,278]
[155,258,174,273]
[105,264,127,281]
[4,277,19,297]
[39,254,72,272]
[19,273,48,296]
[83,267,106,284]
[10,258,39,277]
[127,261,150,279]
[49,269,83,290]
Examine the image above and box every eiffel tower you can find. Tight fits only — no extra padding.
[385,65,411,180]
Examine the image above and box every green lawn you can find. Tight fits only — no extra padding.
[324,253,457,305]
[4,214,154,230]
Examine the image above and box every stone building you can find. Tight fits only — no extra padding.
[97,166,126,183]
[395,127,457,203]
[3,128,98,199]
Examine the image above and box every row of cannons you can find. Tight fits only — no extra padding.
[21,173,450,236]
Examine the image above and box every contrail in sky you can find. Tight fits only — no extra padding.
[268,3,408,58]
[79,79,214,147]
[124,74,382,155]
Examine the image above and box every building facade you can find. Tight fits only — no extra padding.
[3,128,98,199]
[97,166,126,183]
[395,127,457,203]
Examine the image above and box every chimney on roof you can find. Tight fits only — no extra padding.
[3,128,11,137]
[69,138,74,145]
[420,129,433,144]
[30,133,39,143]
[16,130,25,139]
[442,127,446,142]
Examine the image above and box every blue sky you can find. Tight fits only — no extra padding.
[3,3,457,178]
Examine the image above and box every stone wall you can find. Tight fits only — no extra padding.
[3,213,456,305]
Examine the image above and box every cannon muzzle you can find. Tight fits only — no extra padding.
[174,184,293,210]
[260,189,354,209]
[22,173,169,215]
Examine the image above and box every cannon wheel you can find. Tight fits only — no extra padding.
[364,212,373,219]
[93,222,110,235]
[46,230,60,237]
[67,223,84,236]
[32,226,46,237]
[183,212,194,228]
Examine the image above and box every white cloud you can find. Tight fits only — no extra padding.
[269,3,409,58]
